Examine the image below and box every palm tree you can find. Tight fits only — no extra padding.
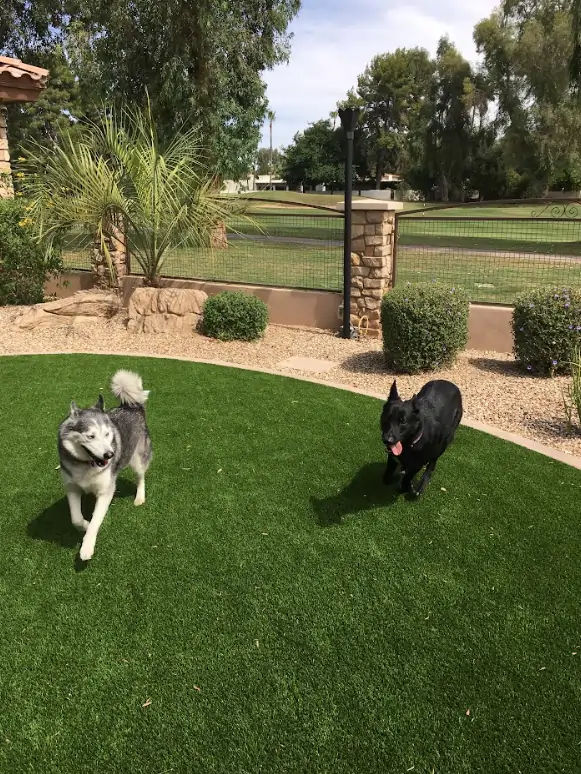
[267,109,275,190]
[23,101,242,287]
[571,0,581,91]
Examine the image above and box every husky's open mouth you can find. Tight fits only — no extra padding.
[82,446,111,467]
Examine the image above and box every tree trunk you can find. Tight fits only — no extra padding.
[91,217,128,290]
[210,220,228,249]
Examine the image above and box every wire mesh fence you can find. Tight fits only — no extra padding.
[61,224,92,270]
[395,207,581,305]
[63,210,344,291]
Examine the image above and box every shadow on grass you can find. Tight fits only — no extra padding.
[311,462,399,527]
[28,478,136,550]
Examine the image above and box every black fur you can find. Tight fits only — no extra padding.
[380,379,463,497]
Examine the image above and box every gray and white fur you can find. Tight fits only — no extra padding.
[58,370,153,561]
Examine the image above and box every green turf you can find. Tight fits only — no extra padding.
[1,354,581,773]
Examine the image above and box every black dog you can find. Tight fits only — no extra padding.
[380,379,463,497]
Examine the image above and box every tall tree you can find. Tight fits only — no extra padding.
[281,120,343,190]
[255,147,282,176]
[424,39,479,201]
[344,48,434,188]
[475,0,581,194]
[1,0,300,179]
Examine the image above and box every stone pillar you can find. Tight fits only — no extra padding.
[337,200,403,338]
[0,106,14,198]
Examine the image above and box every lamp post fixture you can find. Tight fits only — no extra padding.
[338,106,361,339]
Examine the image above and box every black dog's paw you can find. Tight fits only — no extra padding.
[383,470,395,486]
[400,478,412,494]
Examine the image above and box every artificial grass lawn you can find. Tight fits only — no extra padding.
[1,354,581,773]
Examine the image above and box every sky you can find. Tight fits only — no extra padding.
[260,0,499,148]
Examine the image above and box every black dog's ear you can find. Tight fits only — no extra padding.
[387,380,399,403]
[94,393,105,412]
[70,401,79,417]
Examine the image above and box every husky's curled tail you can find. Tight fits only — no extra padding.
[111,370,150,407]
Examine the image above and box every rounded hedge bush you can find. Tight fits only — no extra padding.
[512,287,581,375]
[381,282,469,374]
[0,198,62,305]
[203,291,268,342]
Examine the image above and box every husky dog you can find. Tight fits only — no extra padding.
[58,370,153,561]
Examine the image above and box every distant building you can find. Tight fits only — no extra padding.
[221,174,289,194]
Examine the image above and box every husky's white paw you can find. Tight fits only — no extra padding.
[134,494,145,506]
[74,518,90,532]
[79,540,95,562]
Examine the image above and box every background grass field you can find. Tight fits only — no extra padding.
[2,353,581,773]
[63,194,581,303]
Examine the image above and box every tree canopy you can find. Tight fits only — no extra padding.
[1,0,300,179]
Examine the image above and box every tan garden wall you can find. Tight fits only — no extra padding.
[45,271,514,353]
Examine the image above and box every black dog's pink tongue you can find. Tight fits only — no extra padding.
[390,441,403,456]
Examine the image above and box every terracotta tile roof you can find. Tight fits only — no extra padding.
[0,56,49,85]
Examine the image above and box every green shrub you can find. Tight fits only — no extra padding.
[0,198,62,305]
[381,282,469,374]
[203,291,268,341]
[512,287,581,375]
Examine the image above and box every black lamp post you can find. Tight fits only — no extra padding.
[338,106,361,339]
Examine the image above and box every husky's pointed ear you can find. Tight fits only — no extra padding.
[387,380,399,403]
[94,394,105,412]
[70,401,79,417]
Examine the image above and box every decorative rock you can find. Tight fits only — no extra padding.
[352,276,364,289]
[365,235,386,246]
[364,225,376,235]
[362,255,384,268]
[352,212,367,225]
[351,266,369,277]
[352,225,365,239]
[368,309,381,320]
[363,278,384,289]
[376,221,393,235]
[351,288,361,297]
[374,245,390,257]
[366,211,387,224]
[13,291,120,330]
[369,267,391,279]
[351,237,366,252]
[364,297,381,309]
[351,252,361,266]
[127,287,207,334]
[362,289,383,299]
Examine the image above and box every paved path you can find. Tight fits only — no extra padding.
[230,233,581,262]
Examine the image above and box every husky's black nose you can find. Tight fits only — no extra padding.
[104,451,114,460]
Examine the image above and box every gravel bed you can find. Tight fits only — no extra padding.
[1,305,579,456]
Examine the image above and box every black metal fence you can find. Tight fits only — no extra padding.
[62,209,344,292]
[395,201,581,305]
